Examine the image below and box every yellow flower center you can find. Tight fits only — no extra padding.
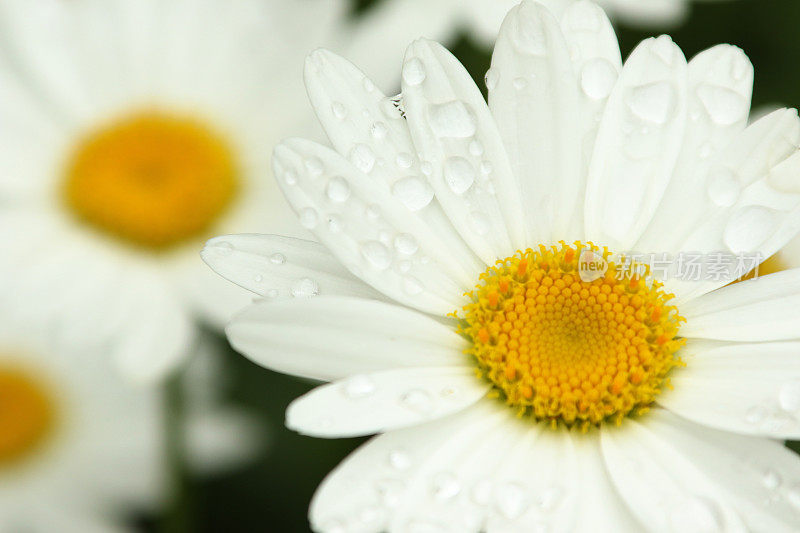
[459,243,685,431]
[63,111,238,250]
[0,366,56,467]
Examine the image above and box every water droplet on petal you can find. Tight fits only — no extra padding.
[705,167,740,207]
[394,233,419,255]
[211,241,234,256]
[627,82,677,125]
[697,85,748,126]
[485,68,499,90]
[429,101,477,138]
[388,449,412,470]
[469,140,484,156]
[341,374,376,398]
[331,102,348,120]
[291,277,320,297]
[299,207,319,229]
[283,170,297,186]
[495,482,530,520]
[667,497,723,533]
[327,214,343,233]
[471,479,493,506]
[537,485,564,511]
[326,176,351,203]
[361,240,392,270]
[745,405,767,425]
[723,206,778,254]
[762,469,782,490]
[431,472,461,501]
[403,58,426,86]
[396,152,413,168]
[444,157,476,194]
[270,253,286,264]
[580,58,618,100]
[787,483,800,510]
[350,144,376,174]
[392,177,434,211]
[371,121,388,139]
[400,388,433,413]
[305,157,324,176]
[513,77,528,90]
[363,78,377,92]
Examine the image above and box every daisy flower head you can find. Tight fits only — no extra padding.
[0,0,404,383]
[205,0,800,531]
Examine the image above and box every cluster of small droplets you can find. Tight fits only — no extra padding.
[458,242,685,431]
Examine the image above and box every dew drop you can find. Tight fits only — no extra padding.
[371,121,388,139]
[270,253,286,265]
[485,68,499,91]
[388,449,412,470]
[494,482,530,520]
[305,157,324,176]
[420,161,433,176]
[394,233,419,255]
[778,381,800,412]
[513,77,528,90]
[428,101,477,138]
[627,82,677,125]
[697,85,748,126]
[580,58,618,100]
[723,206,778,254]
[361,240,392,270]
[283,170,297,186]
[291,277,320,297]
[391,177,434,211]
[480,161,494,175]
[471,479,493,506]
[327,214,343,233]
[667,497,723,533]
[363,78,377,92]
[762,469,782,491]
[403,58,426,86]
[325,176,351,203]
[431,472,461,501]
[400,388,434,413]
[745,405,767,425]
[253,274,263,283]
[211,241,234,256]
[341,374,375,398]
[349,144,376,174]
[469,139,484,156]
[366,204,381,219]
[396,152,413,168]
[299,207,319,229]
[537,486,564,511]
[787,483,800,510]
[331,101,347,120]
[705,167,740,207]
[444,157,476,194]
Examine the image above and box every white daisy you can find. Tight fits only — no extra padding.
[204,0,800,531]
[0,317,163,532]
[0,0,412,383]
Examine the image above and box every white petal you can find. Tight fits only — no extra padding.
[664,109,800,304]
[309,402,514,533]
[227,297,468,382]
[636,45,753,254]
[272,138,468,315]
[680,269,800,341]
[287,367,487,438]
[584,35,688,250]
[601,413,749,533]
[303,48,483,277]
[202,234,384,302]
[402,38,526,263]
[490,1,614,243]
[658,340,800,439]
[606,409,800,532]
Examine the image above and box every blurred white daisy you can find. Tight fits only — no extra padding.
[0,0,410,383]
[204,0,800,531]
[0,318,162,531]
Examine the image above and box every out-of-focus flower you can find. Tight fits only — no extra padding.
[0,0,410,383]
[0,318,163,531]
[204,0,800,531]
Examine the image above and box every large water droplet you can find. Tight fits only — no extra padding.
[431,472,461,501]
[494,482,530,520]
[627,82,677,125]
[400,388,434,414]
[350,144,376,174]
[325,176,351,203]
[444,157,476,194]
[723,206,778,254]
[341,374,376,398]
[428,101,477,138]
[403,58,426,86]
[299,208,319,229]
[392,177,434,211]
[778,381,800,412]
[485,68,499,91]
[270,253,286,264]
[291,277,320,297]
[667,497,723,533]
[394,233,419,255]
[705,167,740,207]
[697,85,748,126]
[361,240,392,270]
[580,58,618,100]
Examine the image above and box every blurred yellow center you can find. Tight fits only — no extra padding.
[63,112,238,250]
[0,366,55,467]
[459,243,685,431]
